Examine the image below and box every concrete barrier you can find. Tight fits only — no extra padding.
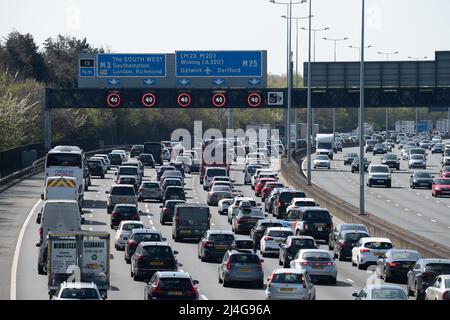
[281,155,450,259]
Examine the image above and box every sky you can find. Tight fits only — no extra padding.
[1,0,450,75]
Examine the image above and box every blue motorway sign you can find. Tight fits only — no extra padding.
[175,51,262,77]
[97,54,166,77]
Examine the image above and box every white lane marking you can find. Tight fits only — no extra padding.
[146,209,150,213]
[201,294,208,300]
[395,203,399,207]
[211,223,215,226]
[89,227,93,231]
[10,199,41,300]
[417,213,423,217]
[152,226,156,230]
[346,278,354,283]
[145,204,149,209]
[97,191,100,194]
[96,195,99,198]
[197,201,200,204]
[431,220,437,223]
[147,215,151,220]
[149,220,154,225]
[386,200,391,202]
[404,208,409,211]
[448,227,450,229]
[416,193,420,195]
[370,192,374,194]
[377,195,382,198]
[448,206,450,208]
[435,201,440,204]
[180,269,184,272]
[425,197,430,199]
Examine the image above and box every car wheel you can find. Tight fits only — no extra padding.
[257,279,264,289]
[278,257,283,266]
[126,258,131,264]
[101,174,105,179]
[200,255,206,262]
[218,274,223,284]
[38,264,46,275]
[357,261,364,270]
[351,258,356,267]
[338,252,345,261]
[223,279,230,287]
[407,284,414,296]
[385,274,391,283]
[283,259,290,268]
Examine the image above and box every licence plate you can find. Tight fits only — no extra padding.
[312,265,323,269]
[377,180,385,183]
[373,252,384,257]
[167,291,183,296]
[180,230,192,234]
[215,245,228,249]
[150,261,164,266]
[275,239,284,243]
[240,268,251,273]
[172,196,180,199]
[279,288,293,292]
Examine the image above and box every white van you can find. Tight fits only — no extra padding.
[38,200,81,243]
[41,176,80,208]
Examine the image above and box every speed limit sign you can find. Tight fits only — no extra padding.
[247,92,262,108]
[106,92,121,108]
[212,93,226,107]
[177,93,192,108]
[141,93,156,108]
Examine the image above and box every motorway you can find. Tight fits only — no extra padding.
[0,156,414,300]
[305,143,450,248]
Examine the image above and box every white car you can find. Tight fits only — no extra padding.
[351,237,393,270]
[52,281,102,300]
[90,157,108,173]
[93,154,111,169]
[286,197,317,213]
[251,168,276,189]
[227,197,258,224]
[265,268,316,300]
[218,198,234,215]
[313,155,331,169]
[425,275,450,300]
[111,149,128,162]
[114,220,145,250]
[260,227,294,257]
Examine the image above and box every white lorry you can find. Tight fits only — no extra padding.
[316,134,335,160]
[41,176,81,208]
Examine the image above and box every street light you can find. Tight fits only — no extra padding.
[377,51,398,139]
[358,0,366,215]
[282,13,312,150]
[323,36,349,137]
[270,0,307,162]
[349,45,372,59]
[377,51,399,62]
[408,56,428,60]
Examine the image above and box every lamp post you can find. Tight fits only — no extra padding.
[378,51,398,139]
[358,0,366,215]
[306,0,313,186]
[323,36,348,137]
[282,14,312,150]
[271,0,306,161]
[349,45,372,60]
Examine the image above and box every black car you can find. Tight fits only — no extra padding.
[278,235,318,268]
[377,249,422,283]
[108,153,123,166]
[328,223,369,250]
[87,159,104,178]
[110,204,141,229]
[431,143,445,154]
[333,230,370,261]
[250,219,285,250]
[264,188,284,213]
[343,153,358,165]
[232,207,267,235]
[157,166,176,181]
[198,230,235,262]
[163,186,186,202]
[131,145,144,158]
[125,229,163,263]
[169,161,185,177]
[373,144,386,155]
[159,200,186,225]
[231,238,255,251]
[130,242,178,281]
[272,189,306,219]
[410,171,434,189]
[351,157,370,173]
[381,153,400,170]
[138,153,155,167]
[161,178,183,193]
[144,271,199,300]
[407,259,450,300]
[289,207,333,242]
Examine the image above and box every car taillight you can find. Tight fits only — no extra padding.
[132,213,139,220]
[111,211,118,217]
[137,255,144,263]
[203,241,214,247]
[301,262,309,266]
[421,272,435,279]
[443,291,450,300]
[339,240,346,248]
[163,208,169,215]
[387,262,400,267]
[360,248,370,253]
[39,226,43,239]
[226,260,231,270]
[151,283,164,295]
[277,201,281,207]
[304,223,308,231]
[326,261,336,266]
[189,286,198,296]
[257,263,263,271]
[128,240,138,248]
[263,236,273,241]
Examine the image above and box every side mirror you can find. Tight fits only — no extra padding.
[35,243,41,247]
[115,172,117,176]
[352,293,359,298]
[162,237,167,241]
[260,259,264,263]
[41,194,44,200]
[173,250,179,255]
[264,214,268,217]
[139,211,143,214]
[159,205,163,208]
[193,280,199,285]
[105,191,109,194]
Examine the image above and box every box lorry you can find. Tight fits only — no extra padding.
[316,134,335,160]
[41,176,81,209]
[45,231,110,299]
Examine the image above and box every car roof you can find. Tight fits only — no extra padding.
[131,228,161,234]
[258,219,284,224]
[266,227,293,232]
[292,197,315,202]
[60,281,98,289]
[140,241,170,247]
[229,249,258,255]
[119,220,144,226]
[365,284,405,290]
[419,258,450,264]
[111,184,135,188]
[287,235,315,240]
[272,268,307,275]
[298,249,330,254]
[114,203,137,208]
[176,203,208,208]
[360,237,392,243]
[156,271,192,279]
[165,186,184,190]
[207,230,234,235]
[118,166,138,169]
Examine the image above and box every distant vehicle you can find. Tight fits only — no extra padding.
[328,223,369,251]
[351,157,370,173]
[272,189,306,219]
[367,164,391,188]
[407,258,450,300]
[105,184,138,213]
[124,229,164,263]
[288,207,333,243]
[278,236,318,268]
[232,201,266,235]
[159,199,186,225]
[265,269,316,300]
[172,204,210,241]
[52,282,102,300]
[365,139,377,153]
[333,230,370,261]
[197,230,235,262]
[261,182,285,202]
[117,175,139,191]
[130,242,178,281]
[431,178,450,197]
[163,186,186,202]
[343,153,358,165]
[116,165,141,185]
[376,249,422,283]
[207,185,234,206]
[138,181,162,202]
[381,153,400,170]
[316,134,335,160]
[410,172,433,189]
[313,155,331,169]
[259,227,294,257]
[218,249,264,288]
[110,149,128,162]
[114,221,145,250]
[372,144,386,155]
[351,237,393,270]
[409,154,426,169]
[352,285,408,300]
[130,145,144,158]
[203,167,228,190]
[227,197,258,224]
[41,176,80,208]
[87,159,104,178]
[107,153,122,166]
[144,142,163,165]
[144,271,199,300]
[290,249,337,285]
[137,153,155,167]
[425,275,450,300]
[218,198,234,215]
[110,204,141,229]
[38,200,81,243]
[250,219,286,250]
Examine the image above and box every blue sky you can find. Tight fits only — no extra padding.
[1,0,449,75]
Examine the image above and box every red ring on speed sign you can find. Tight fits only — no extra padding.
[141,92,156,108]
[212,93,226,107]
[106,92,121,108]
[247,92,262,108]
[177,93,192,108]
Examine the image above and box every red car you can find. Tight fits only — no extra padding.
[432,178,450,197]
[261,182,285,201]
[440,166,450,178]
[255,178,276,197]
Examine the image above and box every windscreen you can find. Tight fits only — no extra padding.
[143,182,159,188]
[364,242,393,249]
[209,234,235,242]
[206,169,227,177]
[318,143,332,149]
[371,288,406,300]
[390,251,421,260]
[366,140,377,146]
[304,210,331,221]
[302,251,332,261]
[294,201,316,207]
[280,192,306,203]
[434,179,450,185]
[87,161,100,168]
[118,167,138,176]
[291,239,315,247]
[46,153,82,168]
[370,166,390,173]
[123,223,143,231]
[384,154,397,160]
[229,254,260,264]
[60,288,99,299]
[133,233,162,242]
[116,206,137,214]
[415,172,431,178]
[425,263,450,273]
[159,278,192,290]
[178,207,209,225]
[212,186,232,192]
[343,233,369,242]
[268,230,293,238]
[271,273,304,284]
[111,187,135,196]
[141,246,173,257]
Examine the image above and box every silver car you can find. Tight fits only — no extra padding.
[265,268,315,300]
[218,198,234,215]
[106,184,138,213]
[218,249,264,288]
[290,249,337,284]
[138,181,162,202]
[409,154,426,169]
[352,284,408,300]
